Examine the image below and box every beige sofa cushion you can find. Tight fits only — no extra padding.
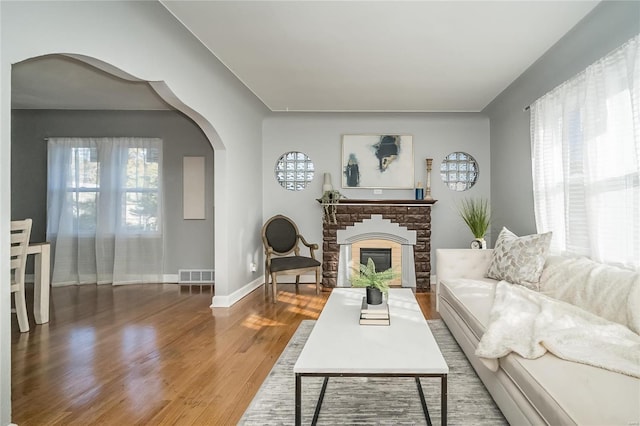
[439,278,496,340]
[501,352,640,425]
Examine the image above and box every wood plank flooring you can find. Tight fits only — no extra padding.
[11,283,438,425]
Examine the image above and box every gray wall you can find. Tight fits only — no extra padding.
[2,2,268,421]
[262,112,491,276]
[11,109,214,276]
[483,1,640,243]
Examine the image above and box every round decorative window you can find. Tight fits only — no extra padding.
[274,151,315,191]
[440,152,478,191]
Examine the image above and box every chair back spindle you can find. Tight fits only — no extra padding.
[10,218,32,332]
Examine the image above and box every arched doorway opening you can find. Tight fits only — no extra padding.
[11,54,219,290]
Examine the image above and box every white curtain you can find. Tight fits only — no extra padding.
[47,137,164,285]
[531,34,640,270]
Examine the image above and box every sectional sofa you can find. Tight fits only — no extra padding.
[436,248,640,425]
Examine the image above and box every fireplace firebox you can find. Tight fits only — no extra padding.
[360,248,392,272]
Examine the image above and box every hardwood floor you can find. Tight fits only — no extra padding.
[11,283,439,425]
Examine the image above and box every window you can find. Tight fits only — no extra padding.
[123,147,160,232]
[531,35,639,270]
[69,147,99,234]
[58,144,161,235]
[440,151,479,191]
[274,151,315,191]
[47,137,164,285]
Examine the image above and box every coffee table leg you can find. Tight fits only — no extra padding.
[415,377,432,426]
[441,374,448,426]
[311,377,329,425]
[295,373,301,426]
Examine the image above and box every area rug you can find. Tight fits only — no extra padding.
[239,320,506,425]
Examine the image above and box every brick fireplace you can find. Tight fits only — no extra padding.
[321,199,436,291]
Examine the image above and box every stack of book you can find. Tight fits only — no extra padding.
[359,296,390,325]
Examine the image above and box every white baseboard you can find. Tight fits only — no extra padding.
[163,274,179,283]
[211,277,263,308]
[26,274,180,284]
[210,272,318,308]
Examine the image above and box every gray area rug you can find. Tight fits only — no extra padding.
[240,320,506,425]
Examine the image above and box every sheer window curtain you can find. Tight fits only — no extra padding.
[47,137,164,285]
[531,35,640,270]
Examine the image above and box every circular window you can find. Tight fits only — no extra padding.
[440,152,478,191]
[274,151,315,191]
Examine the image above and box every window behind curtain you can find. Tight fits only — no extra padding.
[123,146,161,233]
[531,35,640,270]
[47,137,164,285]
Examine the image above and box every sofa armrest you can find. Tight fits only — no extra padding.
[435,249,494,312]
[436,249,493,282]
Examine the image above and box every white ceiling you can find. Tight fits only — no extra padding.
[12,1,600,112]
[162,0,599,112]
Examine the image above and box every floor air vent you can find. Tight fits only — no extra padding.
[178,269,215,284]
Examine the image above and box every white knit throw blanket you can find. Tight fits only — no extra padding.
[475,281,640,378]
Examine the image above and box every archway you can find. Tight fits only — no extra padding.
[11,54,220,289]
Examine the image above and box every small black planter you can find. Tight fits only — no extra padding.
[366,287,383,305]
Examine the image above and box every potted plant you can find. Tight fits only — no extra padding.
[350,257,397,305]
[320,189,344,224]
[458,197,491,249]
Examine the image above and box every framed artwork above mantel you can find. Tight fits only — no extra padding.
[342,134,414,189]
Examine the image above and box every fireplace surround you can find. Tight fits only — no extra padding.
[321,199,436,290]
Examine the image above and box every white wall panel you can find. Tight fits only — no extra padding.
[183,156,206,220]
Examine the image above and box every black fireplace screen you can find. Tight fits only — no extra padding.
[360,248,392,272]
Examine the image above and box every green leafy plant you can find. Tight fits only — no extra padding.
[321,190,344,224]
[350,257,397,295]
[458,198,491,238]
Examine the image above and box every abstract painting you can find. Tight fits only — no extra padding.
[341,134,414,189]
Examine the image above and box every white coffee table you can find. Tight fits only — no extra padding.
[294,288,448,425]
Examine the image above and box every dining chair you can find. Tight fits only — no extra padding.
[261,215,321,303]
[11,218,32,333]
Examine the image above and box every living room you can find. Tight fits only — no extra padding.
[2,1,639,425]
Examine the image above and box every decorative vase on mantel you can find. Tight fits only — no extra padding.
[322,172,333,193]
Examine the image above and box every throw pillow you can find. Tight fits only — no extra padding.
[486,227,552,290]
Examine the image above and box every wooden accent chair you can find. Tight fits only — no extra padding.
[261,215,321,303]
[11,218,32,333]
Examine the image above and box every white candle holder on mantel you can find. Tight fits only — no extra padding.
[424,158,434,200]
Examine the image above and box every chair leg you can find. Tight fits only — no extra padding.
[295,275,300,288]
[315,268,320,295]
[264,267,270,296]
[14,289,30,333]
[271,274,278,304]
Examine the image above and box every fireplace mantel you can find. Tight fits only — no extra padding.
[318,199,437,205]
[321,199,436,291]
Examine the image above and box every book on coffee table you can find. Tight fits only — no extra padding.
[360,297,390,325]
[359,317,390,325]
[360,297,388,313]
